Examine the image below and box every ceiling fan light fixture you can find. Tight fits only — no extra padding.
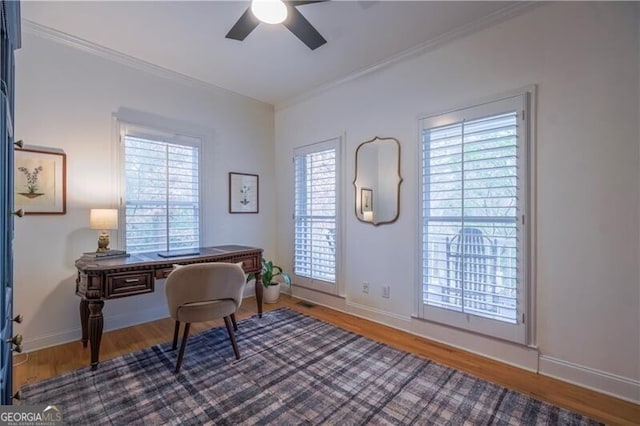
[251,0,288,25]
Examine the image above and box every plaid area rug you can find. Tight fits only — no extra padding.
[22,308,601,425]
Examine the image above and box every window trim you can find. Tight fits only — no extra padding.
[415,87,536,346]
[116,119,204,254]
[292,136,342,296]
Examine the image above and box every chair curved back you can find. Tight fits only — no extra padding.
[165,262,245,320]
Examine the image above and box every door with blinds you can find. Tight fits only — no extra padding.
[293,138,341,295]
[419,94,530,344]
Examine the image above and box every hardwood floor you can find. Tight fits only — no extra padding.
[14,296,640,425]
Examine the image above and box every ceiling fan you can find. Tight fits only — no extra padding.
[226,0,328,50]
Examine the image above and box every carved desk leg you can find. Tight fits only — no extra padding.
[88,300,105,370]
[255,272,263,318]
[79,299,89,348]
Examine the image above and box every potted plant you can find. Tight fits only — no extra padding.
[248,258,291,303]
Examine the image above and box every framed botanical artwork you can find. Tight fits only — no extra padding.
[361,187,373,214]
[14,147,67,215]
[229,172,259,214]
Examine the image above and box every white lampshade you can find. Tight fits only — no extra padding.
[90,209,118,230]
[251,0,288,24]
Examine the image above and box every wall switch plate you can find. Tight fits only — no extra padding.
[362,282,369,294]
[382,285,390,299]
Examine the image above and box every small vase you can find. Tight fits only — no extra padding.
[263,283,280,304]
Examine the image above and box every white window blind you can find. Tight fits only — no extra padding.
[123,135,200,254]
[420,94,529,344]
[294,142,338,286]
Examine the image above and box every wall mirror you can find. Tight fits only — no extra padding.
[354,136,402,226]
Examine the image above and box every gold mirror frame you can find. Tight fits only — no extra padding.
[353,136,402,226]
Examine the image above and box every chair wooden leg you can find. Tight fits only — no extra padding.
[223,316,240,360]
[230,313,238,331]
[175,323,191,373]
[172,321,180,350]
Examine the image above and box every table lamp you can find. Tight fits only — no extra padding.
[90,209,118,252]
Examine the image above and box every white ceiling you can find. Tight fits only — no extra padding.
[22,1,524,106]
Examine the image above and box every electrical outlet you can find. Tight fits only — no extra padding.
[382,285,390,299]
[362,282,369,294]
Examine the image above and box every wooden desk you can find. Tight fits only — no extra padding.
[75,245,263,369]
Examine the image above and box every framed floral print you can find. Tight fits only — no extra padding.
[14,147,67,214]
[229,172,259,214]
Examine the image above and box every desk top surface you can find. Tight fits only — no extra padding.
[76,245,262,271]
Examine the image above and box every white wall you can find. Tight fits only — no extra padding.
[275,2,640,401]
[14,32,275,351]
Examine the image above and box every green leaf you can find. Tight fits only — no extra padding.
[282,272,291,286]
[259,258,292,288]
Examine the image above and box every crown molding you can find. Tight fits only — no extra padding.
[22,2,539,112]
[275,1,540,111]
[21,19,268,107]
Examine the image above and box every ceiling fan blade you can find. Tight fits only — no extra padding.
[225,7,260,41]
[287,1,326,6]
[283,6,327,50]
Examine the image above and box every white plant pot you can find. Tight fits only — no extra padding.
[263,283,281,304]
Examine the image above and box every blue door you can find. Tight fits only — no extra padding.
[0,0,21,404]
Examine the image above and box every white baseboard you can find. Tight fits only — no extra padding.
[22,293,260,353]
[346,300,412,322]
[103,306,170,333]
[21,292,640,405]
[294,288,538,372]
[22,305,170,353]
[22,327,81,354]
[539,355,640,403]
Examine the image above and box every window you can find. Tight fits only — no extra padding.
[121,128,201,254]
[419,93,531,344]
[293,138,341,294]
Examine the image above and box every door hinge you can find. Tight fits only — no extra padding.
[522,215,525,225]
[522,313,525,324]
[522,110,525,120]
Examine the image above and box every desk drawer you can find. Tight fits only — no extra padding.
[106,272,154,298]
[236,255,259,272]
[156,268,173,279]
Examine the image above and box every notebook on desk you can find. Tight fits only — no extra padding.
[157,249,201,258]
